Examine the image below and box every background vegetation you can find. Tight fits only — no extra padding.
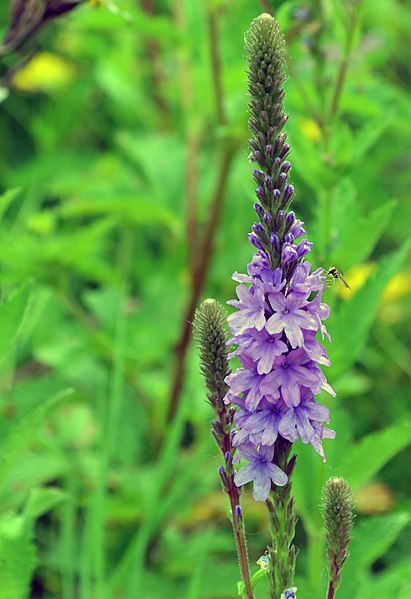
[0,1,410,598]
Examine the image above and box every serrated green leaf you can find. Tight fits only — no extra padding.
[340,420,411,490]
[328,240,410,378]
[0,452,68,513]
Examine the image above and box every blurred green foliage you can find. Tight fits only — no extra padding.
[0,0,410,598]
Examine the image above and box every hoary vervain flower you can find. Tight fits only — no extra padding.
[224,13,336,598]
[225,13,335,504]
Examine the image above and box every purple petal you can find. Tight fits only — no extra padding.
[234,463,255,486]
[252,470,272,501]
[267,463,288,486]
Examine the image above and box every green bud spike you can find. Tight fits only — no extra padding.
[193,299,230,409]
[322,477,354,599]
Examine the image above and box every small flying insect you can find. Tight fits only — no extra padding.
[325,266,351,290]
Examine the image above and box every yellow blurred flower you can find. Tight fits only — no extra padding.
[335,263,411,304]
[335,263,376,299]
[355,483,395,515]
[382,272,411,302]
[298,117,321,143]
[12,52,75,93]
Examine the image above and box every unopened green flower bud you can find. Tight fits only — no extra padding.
[193,299,230,409]
[322,477,354,595]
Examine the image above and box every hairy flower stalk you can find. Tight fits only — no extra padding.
[224,14,336,598]
[193,299,254,599]
[322,478,354,599]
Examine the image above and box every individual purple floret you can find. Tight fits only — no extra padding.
[234,444,288,502]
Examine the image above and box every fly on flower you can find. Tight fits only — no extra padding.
[325,267,351,290]
[281,587,298,599]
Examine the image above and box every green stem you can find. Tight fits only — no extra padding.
[265,441,297,599]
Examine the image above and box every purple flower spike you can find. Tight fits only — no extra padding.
[224,13,335,507]
[226,245,335,494]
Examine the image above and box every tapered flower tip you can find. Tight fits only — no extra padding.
[246,13,285,67]
[322,477,354,543]
[193,299,230,407]
[203,298,216,306]
[193,299,227,342]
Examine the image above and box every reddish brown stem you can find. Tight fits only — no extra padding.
[327,581,336,599]
[174,0,200,281]
[206,5,226,126]
[259,0,273,14]
[140,0,169,122]
[167,144,236,422]
[227,480,254,599]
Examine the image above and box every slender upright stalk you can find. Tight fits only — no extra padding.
[167,2,236,422]
[206,3,227,126]
[167,143,236,422]
[174,0,200,281]
[141,0,170,123]
[224,459,255,599]
[265,440,297,598]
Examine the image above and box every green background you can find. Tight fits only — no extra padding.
[0,1,410,597]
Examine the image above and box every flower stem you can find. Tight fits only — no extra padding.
[227,482,254,599]
[265,440,297,599]
[327,580,336,599]
[167,144,236,422]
